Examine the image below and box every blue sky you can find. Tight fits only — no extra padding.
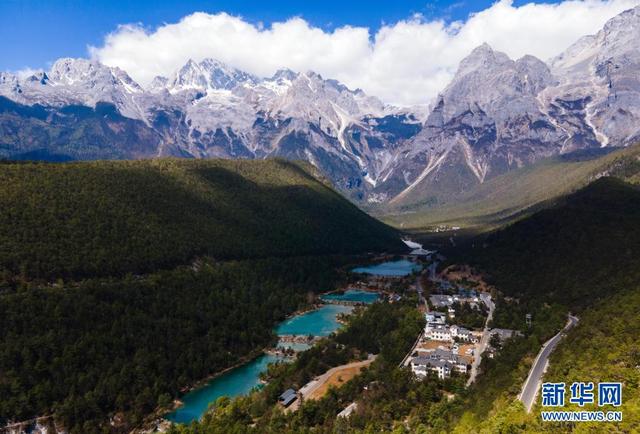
[1,0,559,72]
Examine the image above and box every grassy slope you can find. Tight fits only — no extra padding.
[381,144,640,231]
[0,158,401,281]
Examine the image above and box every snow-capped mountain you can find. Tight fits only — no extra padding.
[2,58,148,120]
[1,5,639,206]
[167,58,258,92]
[381,43,598,206]
[548,5,640,148]
[379,6,640,207]
[0,55,422,201]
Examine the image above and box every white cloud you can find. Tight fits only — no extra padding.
[90,0,640,106]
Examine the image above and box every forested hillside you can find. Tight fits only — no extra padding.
[464,177,640,306]
[0,158,401,282]
[0,257,345,431]
[0,158,401,432]
[456,289,640,433]
[446,178,640,432]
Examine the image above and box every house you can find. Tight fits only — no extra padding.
[447,307,456,318]
[389,294,402,303]
[428,359,452,379]
[425,349,469,374]
[450,325,473,342]
[425,311,446,324]
[411,356,452,379]
[337,402,358,418]
[428,324,452,341]
[278,388,298,407]
[429,294,454,308]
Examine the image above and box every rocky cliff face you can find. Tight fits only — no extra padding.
[379,6,640,207]
[1,6,639,206]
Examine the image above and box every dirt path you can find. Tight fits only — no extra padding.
[301,356,377,401]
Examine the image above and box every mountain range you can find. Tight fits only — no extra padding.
[1,5,639,207]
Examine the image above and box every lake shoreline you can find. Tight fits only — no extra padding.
[157,260,417,427]
[161,302,345,424]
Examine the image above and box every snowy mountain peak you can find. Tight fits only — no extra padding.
[455,43,511,78]
[602,4,640,36]
[547,5,640,147]
[271,68,298,82]
[148,76,169,92]
[25,71,49,85]
[47,57,143,95]
[439,44,551,123]
[551,5,640,75]
[169,58,258,92]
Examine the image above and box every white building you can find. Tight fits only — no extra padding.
[426,324,475,343]
[425,311,446,324]
[411,356,452,379]
[428,324,451,341]
[425,348,469,374]
[450,325,473,341]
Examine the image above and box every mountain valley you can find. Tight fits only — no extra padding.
[2,6,640,216]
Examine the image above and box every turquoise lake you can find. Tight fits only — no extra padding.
[320,289,380,304]
[352,259,421,276]
[166,304,351,423]
[275,304,352,337]
[165,353,282,424]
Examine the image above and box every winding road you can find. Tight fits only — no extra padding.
[518,314,579,412]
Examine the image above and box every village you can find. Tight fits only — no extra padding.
[274,254,522,415]
[406,264,521,383]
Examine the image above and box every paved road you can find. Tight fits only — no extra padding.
[466,293,495,386]
[519,314,579,412]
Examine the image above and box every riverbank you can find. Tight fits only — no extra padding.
[151,259,417,428]
[146,303,331,429]
[159,303,355,426]
[136,346,273,432]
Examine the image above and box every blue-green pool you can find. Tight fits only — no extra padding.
[167,304,352,423]
[352,259,421,276]
[275,304,352,337]
[165,353,282,424]
[320,289,380,304]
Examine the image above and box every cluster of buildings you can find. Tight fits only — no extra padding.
[424,312,477,343]
[429,288,480,308]
[410,348,470,379]
[407,311,477,379]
